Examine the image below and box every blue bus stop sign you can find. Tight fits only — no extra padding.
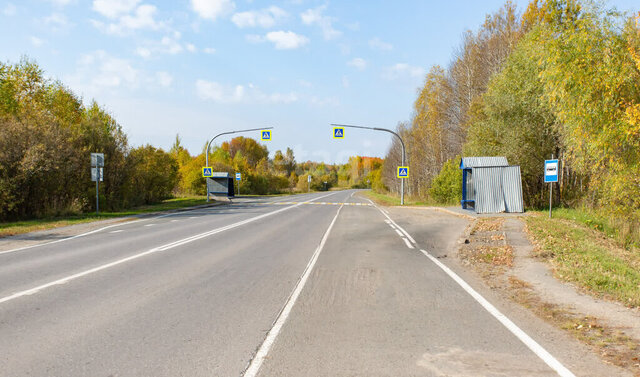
[544,160,558,183]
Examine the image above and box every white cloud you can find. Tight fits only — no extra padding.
[196,79,298,104]
[3,3,17,16]
[92,1,161,35]
[383,63,425,80]
[300,5,340,40]
[48,0,73,6]
[44,13,69,30]
[203,47,216,54]
[297,79,312,88]
[262,31,309,50]
[92,0,140,19]
[347,57,366,70]
[155,71,173,87]
[69,50,139,92]
[30,36,44,47]
[136,47,152,58]
[369,37,393,51]
[231,6,286,28]
[135,33,197,57]
[191,0,234,21]
[341,75,349,88]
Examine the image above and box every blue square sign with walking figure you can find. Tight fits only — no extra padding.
[261,130,271,140]
[397,166,409,178]
[333,127,344,139]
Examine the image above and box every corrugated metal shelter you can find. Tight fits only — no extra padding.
[460,157,524,214]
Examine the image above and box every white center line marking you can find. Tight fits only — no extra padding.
[108,230,124,234]
[144,224,156,227]
[0,192,340,306]
[402,237,414,249]
[170,219,180,222]
[243,205,344,377]
[394,229,403,237]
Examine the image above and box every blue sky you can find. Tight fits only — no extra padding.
[2,0,638,163]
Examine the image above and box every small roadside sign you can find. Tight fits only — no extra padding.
[544,159,558,183]
[202,167,213,177]
[236,173,241,181]
[333,127,344,139]
[397,166,409,178]
[91,167,104,182]
[307,175,312,182]
[261,130,271,140]
[91,153,104,167]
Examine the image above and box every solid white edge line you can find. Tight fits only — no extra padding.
[402,237,414,249]
[242,204,344,377]
[0,192,339,306]
[368,202,416,245]
[369,196,574,377]
[418,248,575,377]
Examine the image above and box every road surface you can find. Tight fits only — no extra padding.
[0,190,600,376]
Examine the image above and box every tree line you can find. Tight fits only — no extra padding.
[0,59,381,221]
[380,0,640,243]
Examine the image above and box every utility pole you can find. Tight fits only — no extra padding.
[330,123,406,205]
[204,127,274,202]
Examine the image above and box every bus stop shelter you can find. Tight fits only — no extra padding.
[207,172,235,198]
[460,157,524,214]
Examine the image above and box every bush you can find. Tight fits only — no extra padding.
[429,156,462,204]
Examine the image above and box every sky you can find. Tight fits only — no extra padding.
[1,0,639,163]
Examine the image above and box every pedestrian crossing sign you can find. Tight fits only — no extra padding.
[261,130,271,140]
[333,127,344,139]
[397,166,409,178]
[202,167,213,177]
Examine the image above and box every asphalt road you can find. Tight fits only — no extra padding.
[0,190,587,376]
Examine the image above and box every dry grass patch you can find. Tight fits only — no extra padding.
[508,276,640,374]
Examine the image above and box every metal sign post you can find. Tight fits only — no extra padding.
[91,153,104,214]
[204,127,274,202]
[307,174,311,192]
[544,156,559,218]
[236,173,241,196]
[331,123,406,205]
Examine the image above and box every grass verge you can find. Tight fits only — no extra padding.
[525,213,640,308]
[0,196,211,238]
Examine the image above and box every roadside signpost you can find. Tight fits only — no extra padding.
[202,167,213,177]
[545,158,559,218]
[308,174,311,192]
[236,173,241,196]
[331,124,407,205]
[204,127,274,202]
[91,153,104,214]
[397,166,409,179]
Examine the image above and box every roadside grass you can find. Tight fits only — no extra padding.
[361,190,447,207]
[525,213,640,308]
[0,196,210,238]
[507,276,640,372]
